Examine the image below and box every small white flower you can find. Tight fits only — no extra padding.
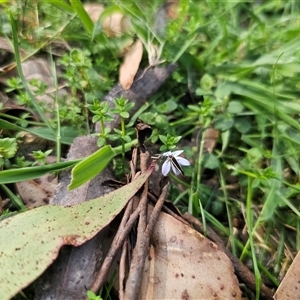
[161,150,190,176]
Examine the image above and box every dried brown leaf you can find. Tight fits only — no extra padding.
[15,174,57,207]
[119,40,143,90]
[83,3,105,23]
[274,251,300,300]
[139,211,242,300]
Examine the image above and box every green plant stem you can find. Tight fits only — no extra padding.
[99,119,105,137]
[246,177,261,300]
[204,211,279,287]
[219,167,236,256]
[169,173,190,188]
[0,184,26,210]
[120,117,125,170]
[9,11,55,134]
[49,49,61,163]
[113,139,138,155]
[188,120,210,228]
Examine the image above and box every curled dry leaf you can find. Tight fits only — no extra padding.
[204,127,219,153]
[84,3,130,37]
[119,40,143,90]
[83,3,105,23]
[139,211,242,300]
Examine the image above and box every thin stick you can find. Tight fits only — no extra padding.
[123,183,169,300]
[119,240,128,300]
[88,196,142,295]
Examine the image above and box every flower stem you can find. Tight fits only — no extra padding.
[121,117,125,171]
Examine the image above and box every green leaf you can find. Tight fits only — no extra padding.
[120,111,129,118]
[227,101,244,114]
[214,115,234,131]
[155,114,169,128]
[0,160,79,184]
[139,112,157,125]
[9,12,55,134]
[200,73,213,91]
[70,0,94,35]
[41,0,75,15]
[203,153,219,169]
[69,145,116,190]
[235,118,251,134]
[0,119,78,145]
[0,165,154,300]
[156,100,178,114]
[0,184,26,210]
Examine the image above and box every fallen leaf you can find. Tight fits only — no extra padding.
[102,12,125,37]
[119,39,143,90]
[139,211,242,300]
[83,3,105,23]
[274,251,300,300]
[0,164,153,300]
[204,127,219,153]
[15,174,57,207]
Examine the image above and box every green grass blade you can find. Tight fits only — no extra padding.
[0,184,26,210]
[8,11,55,134]
[0,119,78,145]
[0,160,80,184]
[41,0,75,15]
[70,0,94,35]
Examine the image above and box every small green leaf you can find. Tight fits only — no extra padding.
[203,153,219,169]
[227,101,244,114]
[156,100,178,114]
[214,115,234,131]
[235,118,251,134]
[120,111,129,118]
[200,73,213,91]
[139,112,157,125]
[155,114,169,127]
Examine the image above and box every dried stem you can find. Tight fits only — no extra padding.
[123,183,169,300]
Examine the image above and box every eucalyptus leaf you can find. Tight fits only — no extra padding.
[0,165,154,300]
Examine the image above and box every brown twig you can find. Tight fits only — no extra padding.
[119,240,128,300]
[123,183,169,300]
[88,153,151,297]
[88,195,142,296]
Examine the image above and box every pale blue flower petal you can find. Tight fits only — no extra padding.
[162,160,171,176]
[172,150,184,157]
[162,151,172,157]
[176,157,190,166]
[171,162,182,175]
